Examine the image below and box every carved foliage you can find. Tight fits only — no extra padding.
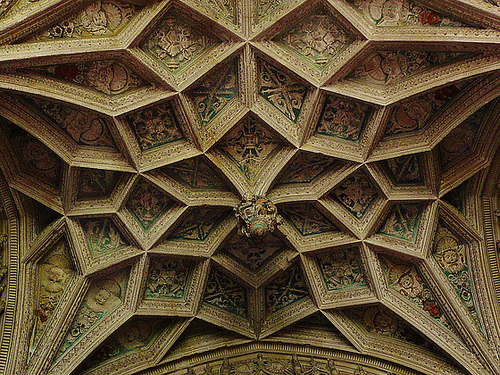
[433,224,481,328]
[78,168,120,200]
[350,50,469,84]
[57,268,129,358]
[280,203,337,236]
[144,258,191,299]
[125,179,175,230]
[331,170,379,219]
[350,0,468,27]
[275,7,352,67]
[219,117,282,181]
[125,102,184,151]
[316,247,366,291]
[316,96,371,141]
[169,207,229,241]
[265,264,309,314]
[30,60,145,95]
[21,95,115,147]
[275,152,336,185]
[81,218,129,257]
[258,57,308,123]
[378,203,421,242]
[222,231,285,271]
[142,17,215,72]
[203,268,247,317]
[31,238,76,351]
[384,154,422,184]
[187,61,238,125]
[384,82,468,136]
[32,1,138,41]
[256,0,284,23]
[381,256,453,330]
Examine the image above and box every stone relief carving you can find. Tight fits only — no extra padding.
[235,196,282,239]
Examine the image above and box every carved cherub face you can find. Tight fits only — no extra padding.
[94,289,111,305]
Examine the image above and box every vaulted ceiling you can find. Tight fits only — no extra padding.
[1,1,500,375]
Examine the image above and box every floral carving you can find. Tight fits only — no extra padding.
[384,154,422,184]
[34,1,137,40]
[258,58,308,122]
[276,9,352,66]
[384,82,468,136]
[21,95,115,147]
[433,224,481,328]
[125,179,174,230]
[316,96,370,141]
[125,102,184,151]
[331,171,379,219]
[351,0,468,27]
[379,203,421,242]
[350,50,468,84]
[381,257,454,330]
[143,18,212,71]
[31,239,75,351]
[144,259,190,299]
[280,203,337,236]
[265,264,309,314]
[235,196,282,240]
[316,248,366,290]
[203,268,247,317]
[57,269,129,357]
[31,60,145,95]
[256,0,284,23]
[188,61,238,125]
[82,218,128,257]
[219,117,282,181]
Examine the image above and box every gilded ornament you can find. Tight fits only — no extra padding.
[234,196,282,239]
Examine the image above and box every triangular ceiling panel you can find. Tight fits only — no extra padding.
[383,154,423,185]
[77,168,121,201]
[378,203,422,243]
[168,207,231,242]
[80,217,130,259]
[279,202,338,236]
[273,151,338,186]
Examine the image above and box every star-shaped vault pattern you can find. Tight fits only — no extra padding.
[1,1,500,375]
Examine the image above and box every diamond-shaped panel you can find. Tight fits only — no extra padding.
[316,95,371,142]
[331,170,379,220]
[274,6,354,68]
[203,268,248,318]
[78,168,121,200]
[186,60,238,126]
[81,217,129,258]
[144,258,192,300]
[316,247,366,291]
[141,16,218,73]
[265,264,309,315]
[125,179,175,231]
[217,116,283,182]
[124,102,184,151]
[378,203,422,243]
[257,57,308,123]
